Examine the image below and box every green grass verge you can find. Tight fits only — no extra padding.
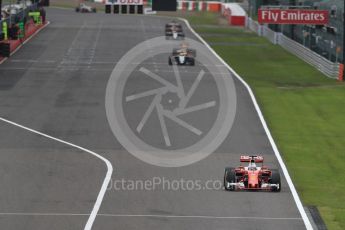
[183,11,219,25]
[184,15,345,230]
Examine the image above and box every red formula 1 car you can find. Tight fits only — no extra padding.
[224,156,281,192]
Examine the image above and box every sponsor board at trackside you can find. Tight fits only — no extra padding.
[258,9,329,25]
[106,0,143,5]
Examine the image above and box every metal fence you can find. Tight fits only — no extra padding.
[262,25,279,45]
[279,35,340,79]
[247,17,262,36]
[247,17,340,79]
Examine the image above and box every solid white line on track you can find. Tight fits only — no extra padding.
[178,18,313,230]
[0,212,303,221]
[97,214,303,220]
[0,117,113,230]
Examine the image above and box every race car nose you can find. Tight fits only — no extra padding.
[249,183,258,188]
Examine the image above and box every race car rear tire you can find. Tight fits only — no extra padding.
[224,167,236,191]
[270,170,281,192]
[190,59,195,66]
[189,49,197,57]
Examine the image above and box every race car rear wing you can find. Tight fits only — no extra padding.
[240,155,264,163]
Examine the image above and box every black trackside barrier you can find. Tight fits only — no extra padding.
[109,4,143,14]
[105,4,111,14]
[137,5,143,14]
[0,42,11,57]
[114,5,119,14]
[129,5,135,14]
[121,5,127,14]
[152,0,177,11]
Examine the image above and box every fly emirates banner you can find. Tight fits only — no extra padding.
[258,9,329,25]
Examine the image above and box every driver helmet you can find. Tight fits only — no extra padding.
[248,162,257,171]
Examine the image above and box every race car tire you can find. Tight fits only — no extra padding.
[189,49,197,57]
[270,170,281,192]
[172,48,179,56]
[92,8,97,13]
[75,7,80,12]
[190,59,195,66]
[224,167,231,190]
[224,167,236,191]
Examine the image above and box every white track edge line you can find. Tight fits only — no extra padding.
[0,117,113,230]
[97,214,302,220]
[178,18,313,230]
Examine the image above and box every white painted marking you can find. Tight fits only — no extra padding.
[10,59,56,63]
[0,212,87,216]
[59,23,87,70]
[0,212,303,221]
[178,17,313,230]
[0,117,113,230]
[87,22,103,66]
[97,214,302,220]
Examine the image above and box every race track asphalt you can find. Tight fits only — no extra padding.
[0,8,307,230]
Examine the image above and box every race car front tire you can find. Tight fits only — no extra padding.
[224,167,236,191]
[270,169,281,192]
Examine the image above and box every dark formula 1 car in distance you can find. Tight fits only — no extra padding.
[165,21,185,40]
[169,43,196,66]
[75,3,97,13]
[224,156,281,192]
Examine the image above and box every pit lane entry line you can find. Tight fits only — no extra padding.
[178,18,313,230]
[0,116,113,230]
